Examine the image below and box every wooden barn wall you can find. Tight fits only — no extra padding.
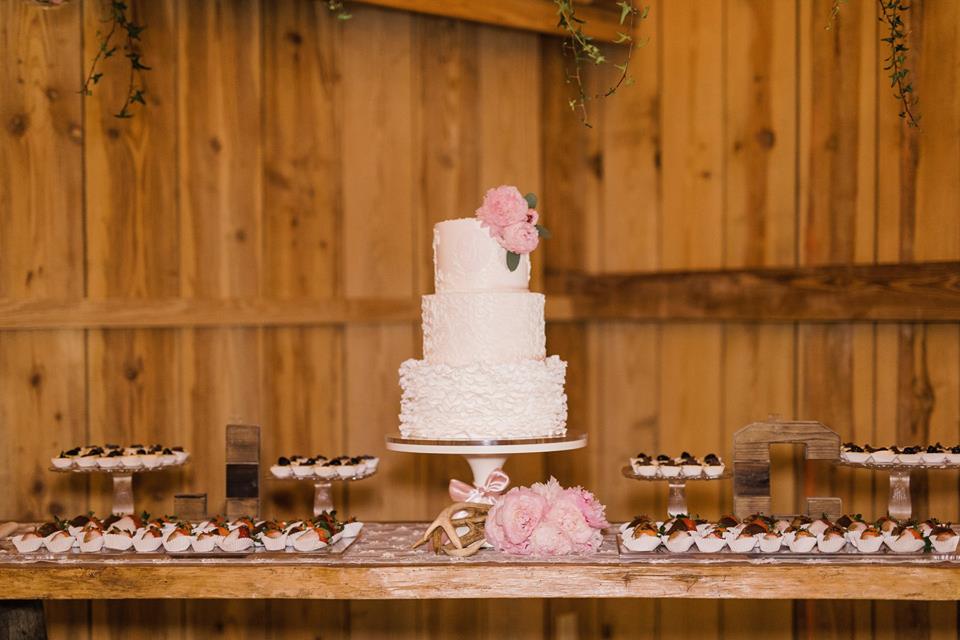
[0,0,958,638]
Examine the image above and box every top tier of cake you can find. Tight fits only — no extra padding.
[433,218,530,293]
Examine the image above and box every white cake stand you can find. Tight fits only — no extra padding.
[385,433,587,500]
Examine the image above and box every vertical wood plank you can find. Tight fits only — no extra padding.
[659,2,724,638]
[176,1,265,637]
[339,6,423,639]
[797,1,876,638]
[0,2,88,638]
[260,5,348,636]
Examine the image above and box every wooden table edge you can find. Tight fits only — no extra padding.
[2,563,957,600]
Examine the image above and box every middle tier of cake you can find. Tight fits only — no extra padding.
[398,356,568,440]
[422,291,545,366]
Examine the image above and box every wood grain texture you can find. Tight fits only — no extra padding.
[0,2,88,638]
[2,0,960,638]
[352,0,625,42]
[5,555,960,601]
[177,1,266,637]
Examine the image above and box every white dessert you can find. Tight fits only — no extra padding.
[12,532,44,553]
[43,531,74,553]
[399,218,567,440]
[759,532,783,553]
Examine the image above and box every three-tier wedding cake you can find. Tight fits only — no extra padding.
[399,190,568,440]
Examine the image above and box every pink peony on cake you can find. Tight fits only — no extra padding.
[398,187,568,440]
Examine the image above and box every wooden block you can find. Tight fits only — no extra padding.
[733,420,840,462]
[225,425,259,518]
[806,497,843,520]
[226,424,260,464]
[225,498,259,520]
[733,419,841,518]
[733,462,770,497]
[174,494,207,521]
[734,496,772,519]
[226,464,259,500]
[0,600,47,640]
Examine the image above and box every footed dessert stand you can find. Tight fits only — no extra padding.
[835,459,952,520]
[386,434,587,502]
[49,462,187,515]
[621,466,732,517]
[268,469,377,517]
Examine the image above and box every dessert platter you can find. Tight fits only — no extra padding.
[622,453,730,517]
[837,442,960,520]
[269,454,379,516]
[4,511,365,558]
[387,190,586,495]
[618,512,960,561]
[49,444,190,515]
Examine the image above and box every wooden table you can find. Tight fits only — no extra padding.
[3,523,960,601]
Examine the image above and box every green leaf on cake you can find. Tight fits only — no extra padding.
[523,192,538,209]
[506,251,521,272]
[535,224,552,239]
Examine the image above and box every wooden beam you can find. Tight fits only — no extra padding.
[0,297,421,329]
[0,262,958,329]
[548,261,960,322]
[351,0,625,42]
[1,562,959,600]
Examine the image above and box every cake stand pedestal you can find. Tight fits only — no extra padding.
[385,434,587,501]
[621,466,732,518]
[268,469,377,517]
[834,460,958,520]
[49,462,187,515]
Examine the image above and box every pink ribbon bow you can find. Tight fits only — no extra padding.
[448,469,510,504]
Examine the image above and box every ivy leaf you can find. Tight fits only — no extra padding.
[126,23,145,40]
[535,224,552,239]
[523,192,538,209]
[506,251,521,272]
[114,107,132,119]
[337,12,352,20]
[92,72,103,84]
[617,1,633,24]
[614,32,632,44]
[131,89,146,105]
[104,46,118,58]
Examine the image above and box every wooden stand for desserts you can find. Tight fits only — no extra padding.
[385,433,587,498]
[268,469,378,517]
[621,466,731,517]
[49,461,187,515]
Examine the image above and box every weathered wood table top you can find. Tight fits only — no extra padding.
[3,523,959,600]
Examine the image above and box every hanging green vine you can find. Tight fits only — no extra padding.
[80,1,150,119]
[326,0,352,20]
[554,0,649,127]
[825,0,848,31]
[828,0,920,128]
[877,0,920,128]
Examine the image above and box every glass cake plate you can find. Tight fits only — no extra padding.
[621,465,732,517]
[268,469,377,517]
[49,460,187,516]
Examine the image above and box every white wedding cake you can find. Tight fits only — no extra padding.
[398,217,568,440]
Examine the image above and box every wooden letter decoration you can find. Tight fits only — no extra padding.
[225,424,260,519]
[174,493,208,521]
[733,418,842,519]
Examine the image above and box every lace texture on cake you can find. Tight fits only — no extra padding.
[398,356,568,439]
[422,292,546,366]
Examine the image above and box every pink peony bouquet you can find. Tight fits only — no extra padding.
[475,185,551,271]
[484,477,609,556]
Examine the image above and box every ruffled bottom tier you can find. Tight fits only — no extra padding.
[399,356,568,440]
